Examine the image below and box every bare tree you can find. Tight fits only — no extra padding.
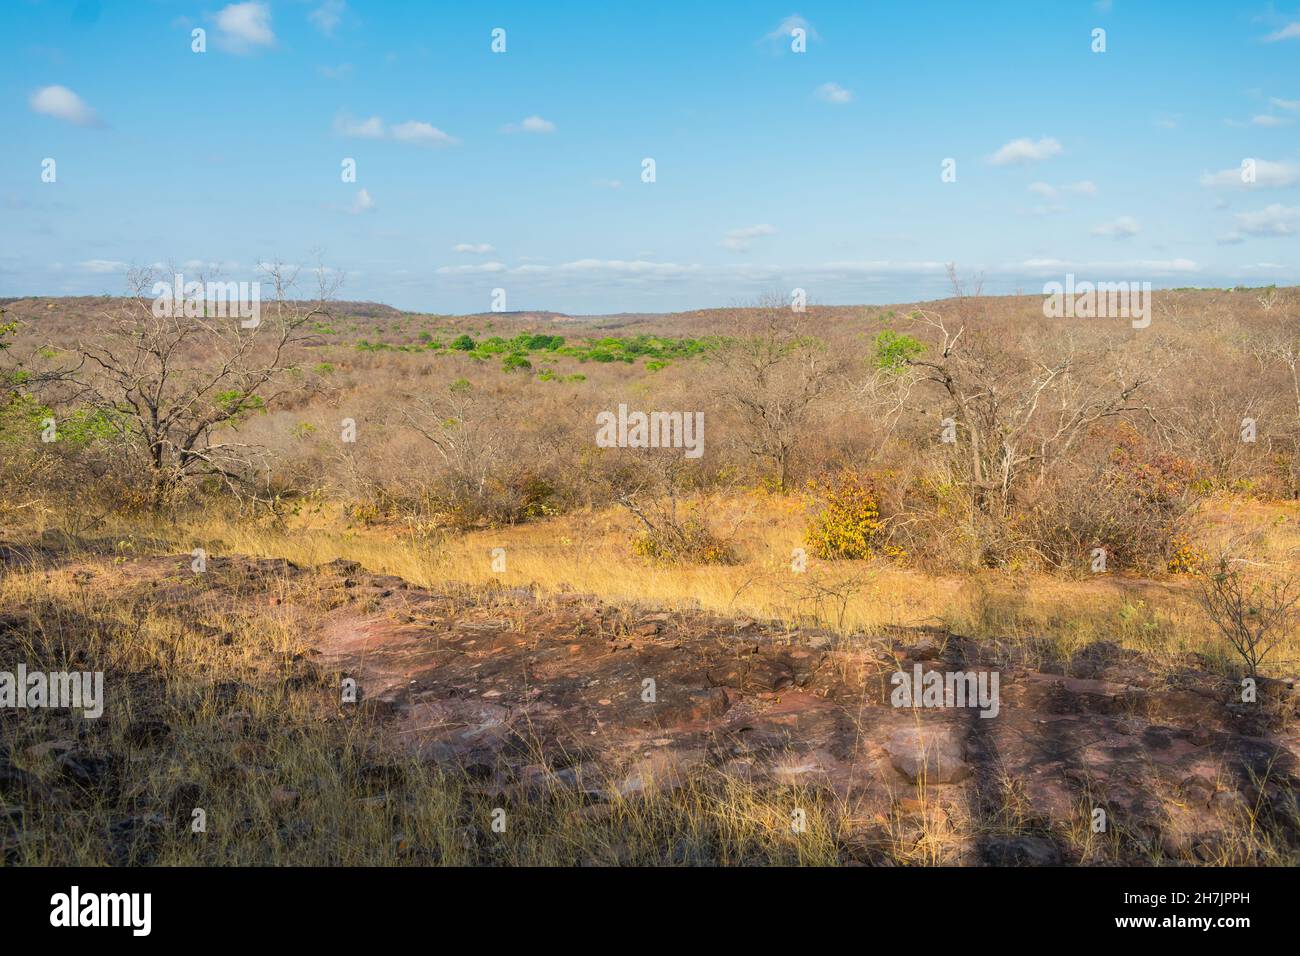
[402,377,517,525]
[711,294,842,492]
[886,266,1155,517]
[63,262,335,509]
[614,450,743,564]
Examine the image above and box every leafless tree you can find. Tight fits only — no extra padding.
[888,266,1156,517]
[711,294,843,492]
[63,261,335,509]
[402,377,517,524]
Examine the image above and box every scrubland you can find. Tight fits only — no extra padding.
[1,278,1298,865]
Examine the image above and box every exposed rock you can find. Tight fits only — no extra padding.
[54,751,115,790]
[981,835,1061,866]
[25,739,77,761]
[884,726,971,784]
[125,718,171,746]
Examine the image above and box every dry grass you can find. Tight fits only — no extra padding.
[0,558,849,866]
[4,507,1298,866]
[34,491,1299,680]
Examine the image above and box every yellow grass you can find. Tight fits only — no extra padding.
[41,490,1300,678]
[5,495,1299,865]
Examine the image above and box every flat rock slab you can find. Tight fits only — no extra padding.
[883,725,971,784]
[35,551,1293,865]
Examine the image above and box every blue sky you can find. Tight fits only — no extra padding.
[3,0,1299,313]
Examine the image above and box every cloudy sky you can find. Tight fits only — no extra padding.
[3,0,1299,313]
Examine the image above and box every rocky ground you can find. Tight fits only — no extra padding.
[2,549,1298,865]
[313,558,1300,864]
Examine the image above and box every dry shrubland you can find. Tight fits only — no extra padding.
[4,279,1299,587]
[3,278,1300,868]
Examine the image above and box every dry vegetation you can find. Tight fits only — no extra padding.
[2,275,1299,866]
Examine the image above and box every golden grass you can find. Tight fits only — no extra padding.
[0,559,850,866]
[4,497,1298,866]
[51,491,1300,679]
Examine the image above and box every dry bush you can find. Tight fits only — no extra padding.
[1020,424,1200,573]
[618,455,739,565]
[710,294,845,492]
[1197,553,1300,677]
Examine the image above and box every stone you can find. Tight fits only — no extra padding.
[54,751,113,789]
[981,835,1061,866]
[884,726,970,784]
[24,739,77,761]
[269,786,301,810]
[125,718,171,746]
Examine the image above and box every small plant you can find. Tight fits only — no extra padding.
[502,353,532,373]
[1196,555,1300,677]
[621,493,736,565]
[804,470,886,560]
[1166,537,1207,574]
[873,330,924,372]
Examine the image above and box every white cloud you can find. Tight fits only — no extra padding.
[349,188,373,214]
[180,259,242,272]
[502,115,557,134]
[334,114,385,138]
[214,2,274,53]
[1269,97,1300,111]
[1005,257,1198,276]
[1252,114,1292,127]
[721,223,778,252]
[1216,232,1245,245]
[988,137,1062,166]
[79,259,128,274]
[309,0,345,36]
[334,114,459,146]
[390,120,458,145]
[1234,204,1300,236]
[1200,159,1300,188]
[764,14,819,45]
[427,256,1208,293]
[1029,180,1097,201]
[594,179,623,189]
[815,82,852,104]
[436,261,508,275]
[453,243,494,254]
[1263,22,1300,42]
[1091,216,1140,238]
[29,85,102,127]
[319,63,353,79]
